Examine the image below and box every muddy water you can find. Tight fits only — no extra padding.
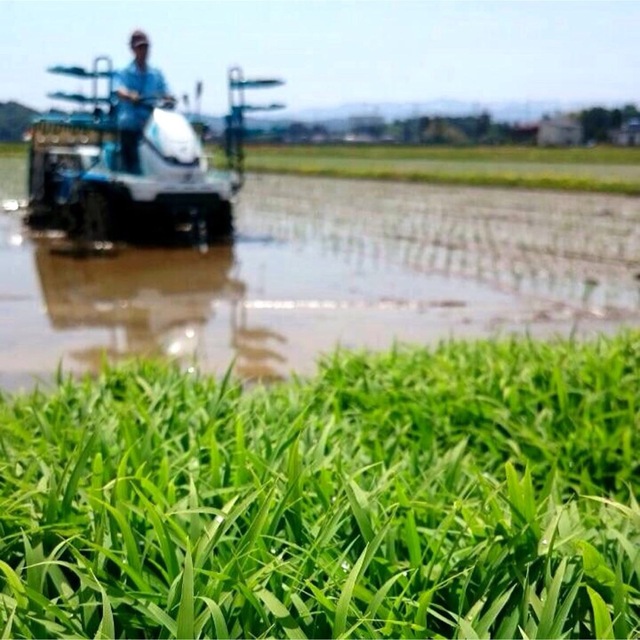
[1,165,639,391]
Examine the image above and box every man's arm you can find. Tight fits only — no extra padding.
[117,89,141,103]
[156,70,175,103]
[116,86,141,103]
[114,69,140,103]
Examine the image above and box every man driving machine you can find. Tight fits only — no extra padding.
[114,29,175,173]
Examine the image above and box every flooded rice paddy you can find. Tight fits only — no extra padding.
[1,162,639,391]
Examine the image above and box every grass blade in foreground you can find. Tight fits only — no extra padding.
[0,331,638,638]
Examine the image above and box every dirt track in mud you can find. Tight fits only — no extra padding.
[1,171,639,391]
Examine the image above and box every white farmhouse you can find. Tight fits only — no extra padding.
[537,116,583,146]
[612,118,640,146]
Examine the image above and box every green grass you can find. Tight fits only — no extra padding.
[241,144,640,165]
[6,140,640,164]
[0,143,28,157]
[233,144,640,195]
[5,141,640,193]
[1,332,639,638]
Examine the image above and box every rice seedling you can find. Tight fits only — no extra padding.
[0,332,638,638]
[237,175,640,316]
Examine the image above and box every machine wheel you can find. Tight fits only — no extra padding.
[78,187,113,245]
[206,199,234,242]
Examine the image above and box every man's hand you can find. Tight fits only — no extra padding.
[116,88,141,103]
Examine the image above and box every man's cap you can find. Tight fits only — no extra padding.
[130,30,150,48]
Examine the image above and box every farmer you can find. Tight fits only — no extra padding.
[114,29,174,173]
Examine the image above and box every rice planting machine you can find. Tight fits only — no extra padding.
[25,58,284,248]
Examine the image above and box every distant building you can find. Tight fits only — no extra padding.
[611,117,640,146]
[347,115,386,141]
[537,115,582,146]
[511,122,540,145]
[348,115,385,130]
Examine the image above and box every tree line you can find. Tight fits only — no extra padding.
[0,101,39,142]
[271,105,640,145]
[1,100,639,144]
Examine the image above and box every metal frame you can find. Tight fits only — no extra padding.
[224,66,285,193]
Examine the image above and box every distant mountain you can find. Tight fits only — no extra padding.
[0,101,39,141]
[197,100,585,136]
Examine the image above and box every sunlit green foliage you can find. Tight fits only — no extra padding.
[0,332,638,638]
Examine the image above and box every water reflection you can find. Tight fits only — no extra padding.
[2,172,639,392]
[32,241,288,381]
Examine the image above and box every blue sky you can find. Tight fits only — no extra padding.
[1,0,638,116]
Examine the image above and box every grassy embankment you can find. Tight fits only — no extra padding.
[1,332,639,638]
[0,143,26,157]
[4,141,640,194]
[238,144,640,195]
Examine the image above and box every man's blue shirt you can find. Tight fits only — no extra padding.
[114,61,169,131]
